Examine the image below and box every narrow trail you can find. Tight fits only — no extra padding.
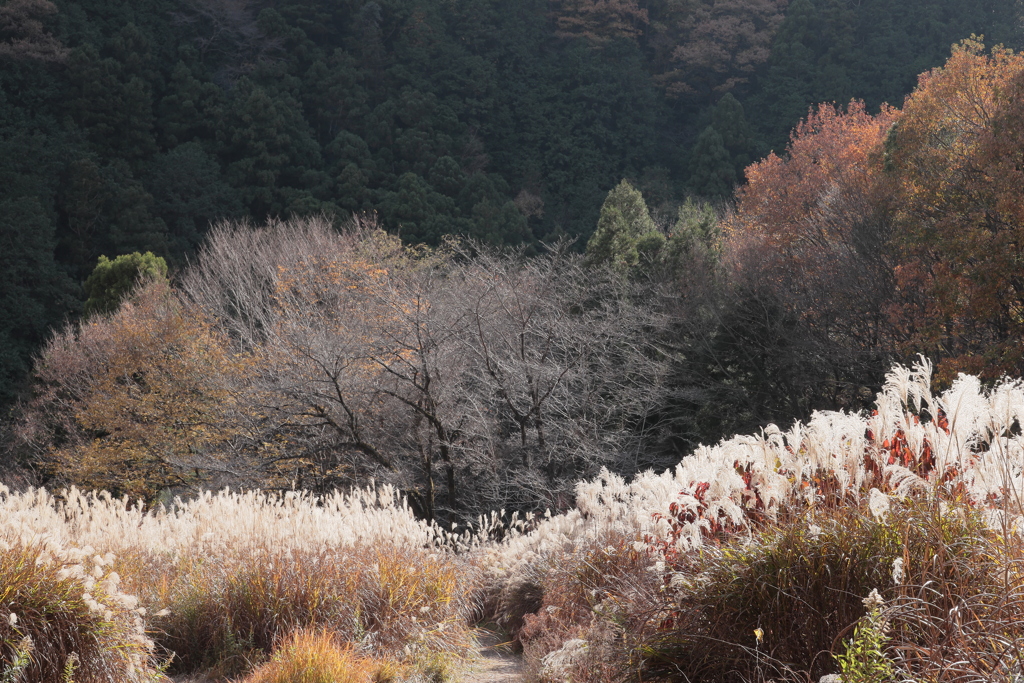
[171,629,526,683]
[458,629,525,683]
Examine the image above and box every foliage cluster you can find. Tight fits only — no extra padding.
[82,251,168,316]
[728,38,1024,387]
[19,279,252,497]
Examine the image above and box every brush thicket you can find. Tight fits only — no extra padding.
[633,495,998,681]
[510,534,657,683]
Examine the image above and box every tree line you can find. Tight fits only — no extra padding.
[14,36,1023,517]
[10,218,667,520]
[1,0,1020,406]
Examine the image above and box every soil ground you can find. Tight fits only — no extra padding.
[458,629,525,683]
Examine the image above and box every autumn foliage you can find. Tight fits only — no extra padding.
[886,39,1024,382]
[727,39,1024,386]
[22,280,255,498]
[550,0,649,43]
[658,0,787,98]
[735,100,896,253]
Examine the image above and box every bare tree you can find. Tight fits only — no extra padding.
[359,256,480,520]
[454,245,669,503]
[182,217,670,518]
[182,217,409,492]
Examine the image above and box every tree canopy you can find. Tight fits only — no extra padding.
[83,251,168,316]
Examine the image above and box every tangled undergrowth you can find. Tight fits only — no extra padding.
[6,359,1024,682]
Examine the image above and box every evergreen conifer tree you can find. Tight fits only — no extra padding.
[83,251,168,316]
[688,126,736,198]
[585,179,661,271]
[712,93,755,176]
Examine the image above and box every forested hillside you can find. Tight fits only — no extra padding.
[1,0,1019,407]
[9,30,1024,518]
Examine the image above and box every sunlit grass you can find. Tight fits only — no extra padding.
[0,485,480,680]
[236,629,403,683]
[0,540,165,683]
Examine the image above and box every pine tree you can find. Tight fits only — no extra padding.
[0,197,78,404]
[585,179,661,271]
[712,93,755,177]
[688,126,736,198]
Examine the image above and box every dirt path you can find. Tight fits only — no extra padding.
[458,629,525,683]
[171,630,525,683]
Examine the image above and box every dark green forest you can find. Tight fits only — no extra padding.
[1,0,1020,410]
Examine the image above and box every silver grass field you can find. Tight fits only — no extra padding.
[5,359,1024,682]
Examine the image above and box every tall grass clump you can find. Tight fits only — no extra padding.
[483,358,1024,680]
[158,543,471,677]
[237,629,402,683]
[0,536,164,682]
[0,485,482,680]
[634,495,1002,681]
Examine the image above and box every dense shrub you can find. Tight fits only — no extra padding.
[480,359,1024,681]
[496,495,1024,682]
[516,536,657,683]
